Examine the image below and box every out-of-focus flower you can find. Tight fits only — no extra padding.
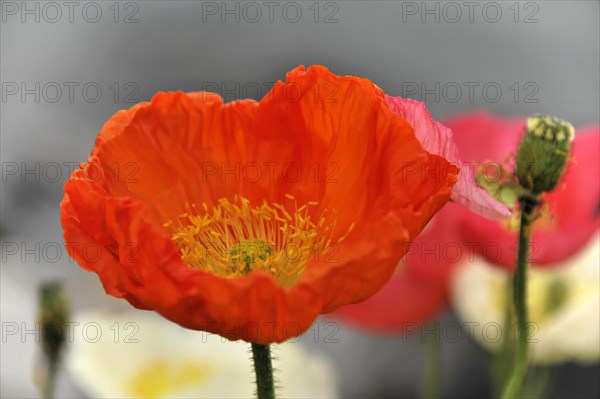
[446,113,600,269]
[331,112,599,331]
[451,235,600,364]
[61,65,458,343]
[68,311,338,398]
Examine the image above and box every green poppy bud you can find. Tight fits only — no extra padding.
[516,115,574,194]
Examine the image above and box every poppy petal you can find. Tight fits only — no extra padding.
[61,65,457,343]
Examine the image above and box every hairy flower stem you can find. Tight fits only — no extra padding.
[501,197,538,399]
[251,343,275,399]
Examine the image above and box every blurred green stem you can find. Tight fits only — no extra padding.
[492,278,514,395]
[41,363,57,399]
[251,343,275,399]
[501,197,537,398]
[521,366,553,399]
[421,321,442,399]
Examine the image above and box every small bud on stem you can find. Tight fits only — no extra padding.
[516,115,574,195]
[36,282,70,399]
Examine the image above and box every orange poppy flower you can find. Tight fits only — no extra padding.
[61,65,457,344]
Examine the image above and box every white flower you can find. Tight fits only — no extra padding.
[451,234,600,365]
[67,311,338,398]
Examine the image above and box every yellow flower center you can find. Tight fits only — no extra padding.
[165,195,353,287]
[128,358,211,398]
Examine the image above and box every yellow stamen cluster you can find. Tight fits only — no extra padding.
[165,195,353,287]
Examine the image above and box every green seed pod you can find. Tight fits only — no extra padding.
[516,115,574,194]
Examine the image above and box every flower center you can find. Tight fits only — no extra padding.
[165,195,353,287]
[128,358,211,398]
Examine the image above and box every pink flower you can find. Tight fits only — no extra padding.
[333,111,599,331]
[446,112,600,270]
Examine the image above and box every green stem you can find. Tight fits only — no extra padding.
[501,197,537,399]
[521,366,553,399]
[251,343,275,399]
[492,279,515,395]
[421,323,442,399]
[39,361,57,399]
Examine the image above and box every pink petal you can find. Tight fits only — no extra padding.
[385,95,510,220]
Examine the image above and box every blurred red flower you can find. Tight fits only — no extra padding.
[448,113,600,270]
[333,112,599,332]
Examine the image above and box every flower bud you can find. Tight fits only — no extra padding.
[516,115,574,194]
[35,281,70,398]
[38,282,70,363]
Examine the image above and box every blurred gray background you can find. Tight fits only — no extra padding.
[1,1,599,398]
